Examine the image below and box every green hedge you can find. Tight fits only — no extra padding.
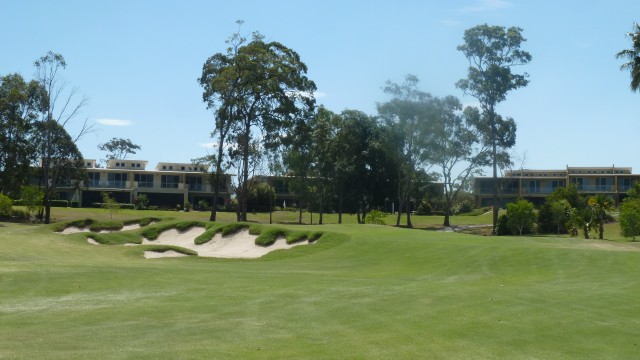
[51,200,68,207]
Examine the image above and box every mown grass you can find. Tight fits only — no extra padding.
[2,209,640,358]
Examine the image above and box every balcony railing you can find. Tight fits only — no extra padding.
[577,185,614,192]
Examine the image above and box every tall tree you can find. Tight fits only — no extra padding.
[427,98,491,227]
[199,25,316,222]
[97,137,141,161]
[0,73,45,197]
[378,75,432,228]
[457,24,531,234]
[616,22,640,92]
[34,51,91,223]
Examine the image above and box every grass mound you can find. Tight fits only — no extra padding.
[54,217,162,233]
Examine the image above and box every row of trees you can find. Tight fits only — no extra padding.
[197,22,532,230]
[0,52,90,223]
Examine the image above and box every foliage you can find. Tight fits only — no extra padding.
[456,24,531,234]
[33,51,89,224]
[616,22,640,92]
[133,194,149,210]
[20,185,44,218]
[538,199,570,235]
[197,199,210,211]
[0,73,44,197]
[365,209,387,225]
[495,213,510,235]
[246,182,275,212]
[588,195,614,240]
[198,24,316,222]
[506,199,536,235]
[102,192,120,220]
[620,198,640,240]
[97,137,141,161]
[378,75,433,228]
[0,193,13,217]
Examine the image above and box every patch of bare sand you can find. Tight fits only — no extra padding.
[61,222,154,235]
[138,228,310,258]
[143,250,188,259]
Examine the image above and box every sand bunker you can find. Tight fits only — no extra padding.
[89,227,312,259]
[61,223,146,234]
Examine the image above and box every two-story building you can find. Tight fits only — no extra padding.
[52,159,232,209]
[473,165,640,207]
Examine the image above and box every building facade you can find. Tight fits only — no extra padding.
[473,166,640,207]
[50,159,231,209]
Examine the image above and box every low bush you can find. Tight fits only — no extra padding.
[71,201,79,208]
[51,200,68,208]
[365,210,386,225]
[11,208,31,221]
[0,194,13,217]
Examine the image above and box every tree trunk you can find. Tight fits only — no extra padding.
[406,196,412,228]
[338,186,343,224]
[491,114,499,236]
[599,219,604,239]
[319,196,324,225]
[298,202,303,224]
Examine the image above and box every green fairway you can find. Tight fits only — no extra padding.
[1,210,639,359]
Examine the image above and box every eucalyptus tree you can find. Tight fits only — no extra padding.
[616,22,640,92]
[97,137,141,161]
[199,25,316,222]
[457,24,531,234]
[339,110,395,224]
[378,75,432,228]
[34,51,90,223]
[0,73,45,197]
[426,97,491,227]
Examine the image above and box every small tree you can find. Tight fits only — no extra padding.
[620,198,640,241]
[588,195,614,240]
[365,209,386,225]
[506,199,536,235]
[133,194,149,210]
[0,193,12,217]
[21,185,44,219]
[102,192,120,219]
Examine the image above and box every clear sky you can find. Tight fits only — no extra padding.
[3,0,640,173]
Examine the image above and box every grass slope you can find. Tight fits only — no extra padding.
[1,218,639,359]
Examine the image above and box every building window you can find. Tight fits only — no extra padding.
[107,173,127,188]
[161,175,180,188]
[87,172,100,187]
[134,174,154,188]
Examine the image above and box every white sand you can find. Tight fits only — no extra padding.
[61,222,152,234]
[82,226,313,258]
[143,250,188,259]
[138,228,309,258]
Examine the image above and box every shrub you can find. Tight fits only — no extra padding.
[415,201,432,216]
[496,213,511,236]
[365,209,386,225]
[620,199,640,241]
[0,194,13,217]
[50,200,68,207]
[197,199,210,211]
[11,208,30,221]
[506,199,536,235]
[133,194,149,210]
[71,201,79,208]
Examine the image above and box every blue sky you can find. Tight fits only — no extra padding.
[3,0,640,173]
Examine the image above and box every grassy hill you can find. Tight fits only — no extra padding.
[1,209,639,359]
